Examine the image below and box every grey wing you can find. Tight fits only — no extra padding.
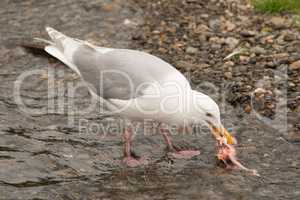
[72,46,189,100]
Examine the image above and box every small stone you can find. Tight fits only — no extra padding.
[101,2,118,12]
[287,132,300,142]
[270,17,287,28]
[266,61,276,68]
[263,35,274,44]
[223,61,234,68]
[283,33,295,41]
[123,19,138,27]
[211,44,222,50]
[197,24,210,32]
[263,153,269,157]
[227,10,234,17]
[238,15,249,22]
[289,82,296,87]
[223,20,236,32]
[224,71,232,79]
[209,36,224,44]
[178,61,209,71]
[197,63,210,69]
[244,104,252,113]
[40,73,48,80]
[254,88,267,98]
[209,19,220,30]
[241,30,256,37]
[295,105,300,113]
[289,60,300,70]
[225,37,239,49]
[239,56,250,63]
[200,14,209,18]
[177,61,193,71]
[273,53,289,59]
[158,47,168,53]
[251,46,266,55]
[186,46,199,54]
[267,39,274,44]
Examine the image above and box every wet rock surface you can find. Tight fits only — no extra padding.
[0,0,299,199]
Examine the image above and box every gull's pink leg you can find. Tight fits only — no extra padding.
[160,127,200,159]
[122,128,148,167]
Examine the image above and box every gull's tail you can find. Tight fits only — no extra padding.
[35,27,81,75]
[33,27,116,113]
[45,27,68,51]
[34,27,71,51]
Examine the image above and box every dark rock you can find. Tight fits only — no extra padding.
[241,30,256,37]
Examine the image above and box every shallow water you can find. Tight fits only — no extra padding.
[0,0,299,199]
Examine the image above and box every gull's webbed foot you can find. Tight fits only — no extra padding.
[122,156,149,167]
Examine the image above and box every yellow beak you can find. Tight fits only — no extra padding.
[210,125,236,145]
[222,128,236,145]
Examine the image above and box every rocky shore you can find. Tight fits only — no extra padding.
[0,0,299,199]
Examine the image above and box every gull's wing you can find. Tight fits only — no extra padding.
[42,27,190,100]
[72,47,191,99]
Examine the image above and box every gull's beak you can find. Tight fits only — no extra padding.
[209,125,236,145]
[221,128,236,145]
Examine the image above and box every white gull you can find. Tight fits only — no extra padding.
[37,27,236,167]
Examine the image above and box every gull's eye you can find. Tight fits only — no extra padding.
[206,112,213,118]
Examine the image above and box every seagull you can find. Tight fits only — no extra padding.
[36,27,236,167]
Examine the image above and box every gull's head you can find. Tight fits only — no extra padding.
[191,90,236,145]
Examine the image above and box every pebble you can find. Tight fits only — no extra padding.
[289,82,296,87]
[262,35,275,44]
[209,36,224,44]
[270,16,287,29]
[223,61,235,68]
[225,37,239,49]
[186,46,199,54]
[241,30,256,37]
[224,71,232,79]
[223,20,236,32]
[283,33,295,41]
[251,46,266,55]
[295,105,300,113]
[211,44,222,50]
[209,18,221,30]
[272,53,289,59]
[289,60,300,70]
[244,104,252,113]
[254,88,267,98]
[123,19,138,27]
[287,131,300,142]
[101,2,119,12]
[239,56,250,63]
[200,14,209,18]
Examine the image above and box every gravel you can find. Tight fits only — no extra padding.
[0,0,299,199]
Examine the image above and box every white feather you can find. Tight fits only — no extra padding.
[45,45,81,76]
